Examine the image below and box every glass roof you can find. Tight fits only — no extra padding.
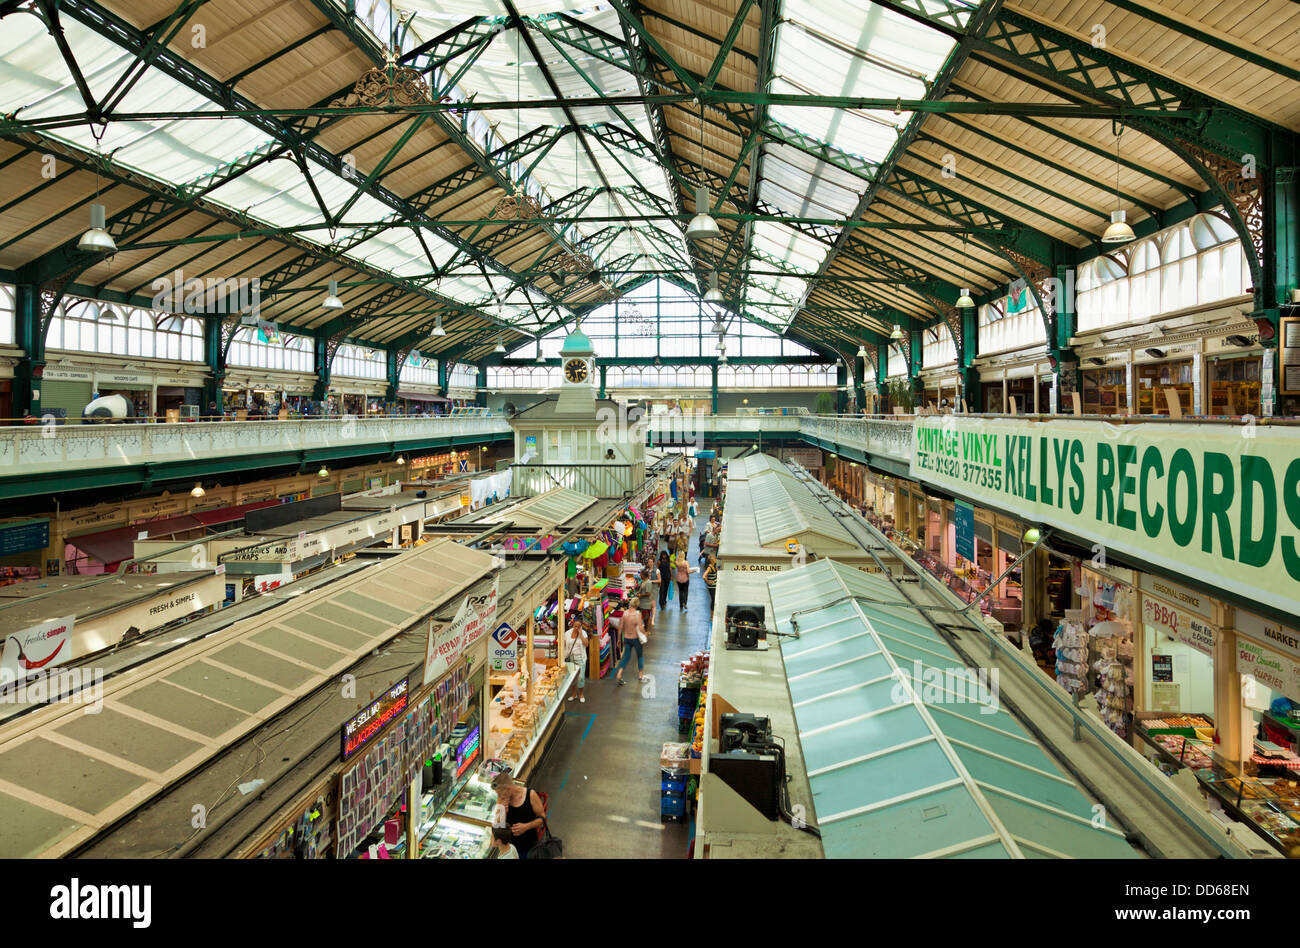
[480,486,596,529]
[766,560,1138,859]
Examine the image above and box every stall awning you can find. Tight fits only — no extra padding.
[397,391,450,403]
[191,499,282,527]
[68,515,204,566]
[767,560,1138,859]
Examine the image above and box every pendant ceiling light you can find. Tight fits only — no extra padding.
[322,279,344,310]
[687,185,721,242]
[318,465,329,478]
[856,343,868,359]
[1102,122,1135,244]
[494,336,506,354]
[78,203,117,253]
[78,135,116,254]
[190,482,205,498]
[684,104,719,241]
[396,454,406,465]
[536,340,545,363]
[956,288,975,308]
[703,271,724,303]
[890,324,904,340]
[432,314,446,336]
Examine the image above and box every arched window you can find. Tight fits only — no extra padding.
[333,343,386,380]
[1076,210,1249,331]
[887,343,907,378]
[230,327,313,373]
[399,357,438,387]
[44,296,203,362]
[0,284,14,346]
[923,323,956,367]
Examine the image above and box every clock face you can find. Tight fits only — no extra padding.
[564,359,589,384]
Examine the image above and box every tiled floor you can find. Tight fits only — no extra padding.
[529,533,712,858]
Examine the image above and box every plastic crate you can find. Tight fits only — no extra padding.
[662,772,687,793]
[661,811,687,824]
[661,794,686,817]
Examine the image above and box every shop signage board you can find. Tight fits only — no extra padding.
[1142,593,1215,656]
[0,615,75,682]
[910,417,1300,620]
[423,599,470,685]
[490,622,518,672]
[1236,610,1300,663]
[1138,574,1213,619]
[1236,637,1300,704]
[340,677,409,761]
[954,500,974,563]
[0,519,50,557]
[462,577,498,652]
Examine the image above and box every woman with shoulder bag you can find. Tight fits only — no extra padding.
[675,554,698,611]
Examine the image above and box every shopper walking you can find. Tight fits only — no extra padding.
[614,595,646,686]
[492,773,546,859]
[566,618,587,704]
[657,550,671,609]
[675,554,697,611]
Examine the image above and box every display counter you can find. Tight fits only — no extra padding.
[420,814,492,860]
[487,659,579,779]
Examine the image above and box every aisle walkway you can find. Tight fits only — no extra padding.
[529,532,712,858]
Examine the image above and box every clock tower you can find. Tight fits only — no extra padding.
[554,322,596,417]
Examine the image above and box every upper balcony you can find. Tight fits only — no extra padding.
[0,412,513,499]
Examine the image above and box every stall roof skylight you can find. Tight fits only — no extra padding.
[766,560,1138,859]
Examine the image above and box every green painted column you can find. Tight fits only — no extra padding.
[598,363,607,399]
[13,284,43,418]
[201,314,226,417]
[475,364,487,408]
[835,360,848,413]
[875,344,888,392]
[437,358,449,397]
[710,363,718,415]
[909,329,924,405]
[385,349,400,402]
[959,307,979,411]
[1051,263,1078,415]
[312,336,331,401]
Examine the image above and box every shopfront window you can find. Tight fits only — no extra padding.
[1209,356,1261,417]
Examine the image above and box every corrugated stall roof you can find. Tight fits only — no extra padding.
[478,487,598,530]
[0,537,495,858]
[767,560,1137,859]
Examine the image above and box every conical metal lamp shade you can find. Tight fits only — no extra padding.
[1101,209,1135,244]
[77,203,117,253]
[685,186,720,241]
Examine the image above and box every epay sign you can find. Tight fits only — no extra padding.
[911,418,1300,619]
[490,622,518,672]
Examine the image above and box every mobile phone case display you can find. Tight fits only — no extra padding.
[1053,618,1089,696]
[421,815,492,859]
[335,691,439,858]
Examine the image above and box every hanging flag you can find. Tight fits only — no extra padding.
[1005,278,1030,315]
[257,320,282,344]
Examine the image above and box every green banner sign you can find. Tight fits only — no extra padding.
[910,418,1300,619]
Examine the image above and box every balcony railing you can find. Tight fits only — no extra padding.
[0,414,513,476]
